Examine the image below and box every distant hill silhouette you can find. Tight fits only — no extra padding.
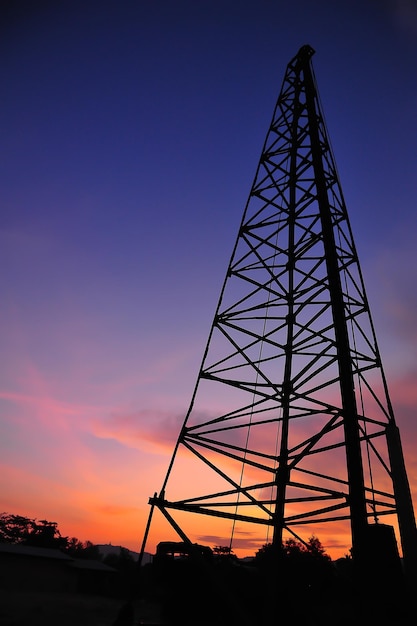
[96,543,152,565]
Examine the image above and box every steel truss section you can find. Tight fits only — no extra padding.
[143,46,417,576]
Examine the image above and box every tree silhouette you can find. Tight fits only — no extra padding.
[213,545,237,560]
[0,513,67,549]
[0,513,35,543]
[0,512,99,558]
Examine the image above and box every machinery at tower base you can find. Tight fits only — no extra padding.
[139,45,417,590]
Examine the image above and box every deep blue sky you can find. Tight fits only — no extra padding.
[1,0,416,553]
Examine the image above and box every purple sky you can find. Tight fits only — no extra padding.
[1,0,416,555]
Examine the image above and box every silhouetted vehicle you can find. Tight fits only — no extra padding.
[154,541,212,563]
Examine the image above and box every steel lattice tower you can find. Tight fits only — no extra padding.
[141,45,417,581]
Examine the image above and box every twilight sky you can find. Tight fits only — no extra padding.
[1,0,417,558]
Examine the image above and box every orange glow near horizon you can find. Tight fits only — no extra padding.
[2,361,416,562]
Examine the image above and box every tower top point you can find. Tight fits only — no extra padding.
[297,44,315,60]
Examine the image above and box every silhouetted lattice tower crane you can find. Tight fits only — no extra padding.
[141,45,417,583]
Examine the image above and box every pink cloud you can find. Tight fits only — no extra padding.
[0,387,99,435]
[91,409,184,453]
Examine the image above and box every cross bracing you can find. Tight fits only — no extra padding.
[143,46,417,573]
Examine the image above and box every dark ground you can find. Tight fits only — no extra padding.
[0,557,413,626]
[0,590,162,626]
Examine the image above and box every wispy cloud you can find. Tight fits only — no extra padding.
[197,531,263,553]
[91,409,184,453]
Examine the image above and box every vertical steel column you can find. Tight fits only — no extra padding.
[272,78,299,548]
[300,46,369,557]
[387,423,417,585]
